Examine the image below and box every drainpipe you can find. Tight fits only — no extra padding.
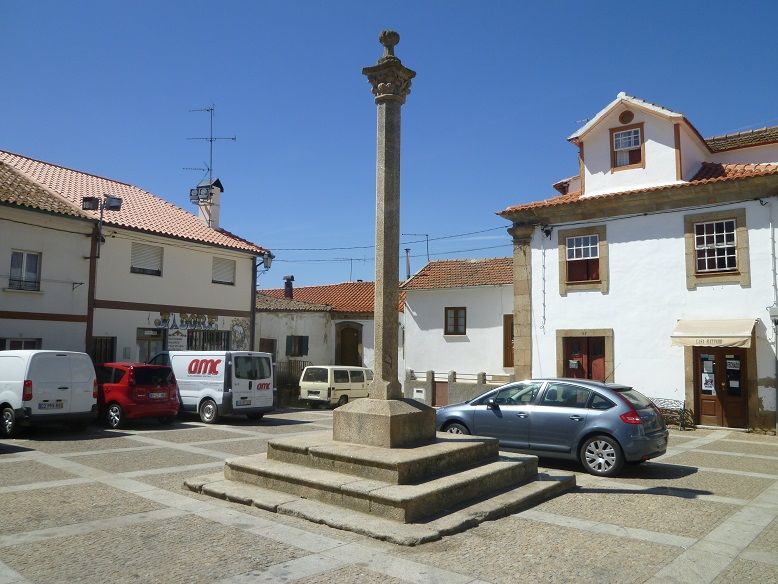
[768,199,778,436]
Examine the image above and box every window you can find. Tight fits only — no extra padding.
[590,394,615,411]
[334,370,349,383]
[610,123,644,170]
[234,356,271,380]
[9,250,41,291]
[541,382,591,408]
[444,307,466,335]
[285,335,309,357]
[302,367,327,382]
[487,382,543,406]
[566,235,600,282]
[694,219,737,273]
[0,338,42,350]
[684,209,749,289]
[350,370,365,383]
[558,226,608,295]
[130,242,163,276]
[212,257,236,285]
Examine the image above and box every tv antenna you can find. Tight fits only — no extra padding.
[185,104,236,183]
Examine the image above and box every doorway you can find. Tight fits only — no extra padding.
[693,347,748,428]
[336,322,362,366]
[562,336,605,381]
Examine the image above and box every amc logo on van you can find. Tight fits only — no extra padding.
[187,359,222,376]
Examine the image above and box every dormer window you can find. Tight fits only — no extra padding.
[610,122,644,171]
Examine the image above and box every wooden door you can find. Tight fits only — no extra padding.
[695,347,748,428]
[339,327,361,366]
[562,337,605,381]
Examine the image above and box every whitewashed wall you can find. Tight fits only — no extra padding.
[532,199,777,412]
[96,229,254,310]
[255,311,331,365]
[713,143,778,164]
[0,208,91,350]
[404,286,514,376]
[583,111,682,197]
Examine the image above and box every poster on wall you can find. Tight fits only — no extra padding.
[167,330,187,351]
[702,373,716,395]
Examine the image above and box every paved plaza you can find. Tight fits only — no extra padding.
[1,409,777,583]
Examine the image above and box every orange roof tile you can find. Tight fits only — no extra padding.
[259,281,405,313]
[705,126,778,153]
[402,258,513,290]
[0,162,88,218]
[0,150,266,255]
[499,163,778,216]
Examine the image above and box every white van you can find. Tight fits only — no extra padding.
[299,365,373,408]
[149,350,274,424]
[0,350,98,437]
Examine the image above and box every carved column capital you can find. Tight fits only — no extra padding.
[507,223,534,244]
[362,30,416,104]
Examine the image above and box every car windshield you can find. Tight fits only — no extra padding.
[614,388,653,409]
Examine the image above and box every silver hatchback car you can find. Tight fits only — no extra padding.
[435,378,668,477]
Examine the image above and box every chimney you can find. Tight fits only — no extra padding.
[283,275,294,299]
[190,178,224,229]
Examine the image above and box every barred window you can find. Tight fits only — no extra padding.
[694,220,737,273]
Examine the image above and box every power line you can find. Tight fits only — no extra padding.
[274,243,511,264]
[269,225,507,251]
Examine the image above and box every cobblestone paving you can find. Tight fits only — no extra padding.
[1,411,776,583]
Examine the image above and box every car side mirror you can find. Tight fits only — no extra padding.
[486,398,498,409]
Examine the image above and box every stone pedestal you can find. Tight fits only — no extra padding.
[332,398,435,448]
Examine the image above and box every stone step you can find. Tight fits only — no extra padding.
[266,430,501,484]
[224,450,537,522]
[185,470,576,546]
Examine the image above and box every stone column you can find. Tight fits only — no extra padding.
[362,30,416,400]
[331,31,435,449]
[509,223,534,380]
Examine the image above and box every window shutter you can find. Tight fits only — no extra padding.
[131,243,163,272]
[301,336,309,356]
[212,257,236,284]
[285,336,293,356]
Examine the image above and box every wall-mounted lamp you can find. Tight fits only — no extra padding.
[82,193,123,258]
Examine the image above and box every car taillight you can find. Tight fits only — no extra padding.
[23,380,33,401]
[92,379,98,399]
[128,370,136,387]
[619,411,642,425]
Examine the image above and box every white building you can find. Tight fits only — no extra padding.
[256,279,405,384]
[0,150,269,362]
[499,93,778,433]
[401,258,514,380]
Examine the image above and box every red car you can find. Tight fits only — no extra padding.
[96,363,179,428]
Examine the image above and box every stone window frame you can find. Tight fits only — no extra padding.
[684,208,750,289]
[556,329,615,382]
[558,225,609,296]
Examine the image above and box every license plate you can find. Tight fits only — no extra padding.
[149,392,166,399]
[308,391,320,396]
[236,399,251,406]
[38,402,63,410]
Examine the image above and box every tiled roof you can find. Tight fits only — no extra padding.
[259,281,405,313]
[705,126,778,153]
[402,258,513,290]
[0,150,266,255]
[0,162,88,218]
[255,293,331,312]
[499,163,778,216]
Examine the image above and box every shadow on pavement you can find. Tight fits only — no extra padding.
[0,443,34,454]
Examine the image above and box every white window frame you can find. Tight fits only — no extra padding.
[613,128,641,167]
[9,250,42,291]
[566,235,599,262]
[130,242,163,277]
[212,257,236,285]
[694,219,737,273]
[0,338,42,350]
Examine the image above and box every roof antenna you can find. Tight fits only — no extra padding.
[184,104,236,228]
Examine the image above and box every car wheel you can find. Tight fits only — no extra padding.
[199,399,218,424]
[443,422,470,435]
[105,403,123,429]
[158,416,175,425]
[337,395,348,407]
[1,407,16,438]
[247,413,264,421]
[580,435,624,477]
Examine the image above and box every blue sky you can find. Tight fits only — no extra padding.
[2,1,777,287]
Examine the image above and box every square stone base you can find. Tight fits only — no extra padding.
[332,398,436,448]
